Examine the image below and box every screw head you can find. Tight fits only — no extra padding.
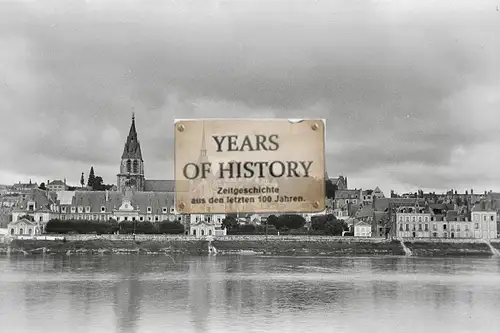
[177,124,185,132]
[311,123,319,131]
[178,202,185,210]
[313,201,320,209]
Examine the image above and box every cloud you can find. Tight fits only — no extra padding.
[0,0,499,193]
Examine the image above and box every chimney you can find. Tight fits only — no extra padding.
[105,190,109,202]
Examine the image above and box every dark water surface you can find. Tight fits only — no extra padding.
[1,254,500,333]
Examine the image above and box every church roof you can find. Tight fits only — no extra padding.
[144,180,175,192]
[53,190,175,214]
[121,115,143,160]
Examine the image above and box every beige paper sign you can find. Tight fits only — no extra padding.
[174,119,325,214]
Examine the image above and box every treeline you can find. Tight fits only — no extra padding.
[45,219,185,235]
[222,213,349,236]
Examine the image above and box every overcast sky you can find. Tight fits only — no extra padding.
[1,0,499,194]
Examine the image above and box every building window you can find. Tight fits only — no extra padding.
[443,224,447,230]
[424,224,429,231]
[475,223,479,229]
[155,216,159,221]
[433,232,437,237]
[101,206,106,212]
[170,207,175,214]
[405,224,409,231]
[85,206,90,213]
[418,224,422,231]
[140,217,144,221]
[162,207,167,214]
[484,216,486,221]
[133,160,138,173]
[418,217,422,222]
[78,206,83,213]
[491,215,494,221]
[399,224,403,231]
[465,224,469,231]
[412,216,416,222]
[425,217,429,222]
[71,206,76,213]
[62,207,66,213]
[127,159,131,173]
[148,216,152,221]
[147,207,152,213]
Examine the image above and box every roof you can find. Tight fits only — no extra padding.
[446,210,458,221]
[121,115,143,160]
[356,205,373,218]
[16,188,55,211]
[8,218,38,226]
[336,189,361,199]
[355,220,371,227]
[144,180,175,192]
[348,204,361,216]
[373,198,389,211]
[48,180,65,186]
[54,190,175,214]
[472,200,500,212]
[374,211,388,223]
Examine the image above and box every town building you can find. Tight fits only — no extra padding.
[47,179,68,192]
[7,218,42,236]
[354,220,372,237]
[395,205,432,238]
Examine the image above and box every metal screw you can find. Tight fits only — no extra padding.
[177,124,185,132]
[311,123,319,131]
[313,201,320,208]
[178,202,185,210]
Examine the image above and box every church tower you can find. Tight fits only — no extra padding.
[117,114,145,192]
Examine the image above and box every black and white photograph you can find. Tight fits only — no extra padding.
[0,0,499,332]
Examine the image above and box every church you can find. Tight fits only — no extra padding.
[116,114,174,193]
[9,115,227,237]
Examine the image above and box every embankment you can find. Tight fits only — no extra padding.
[1,235,499,257]
[0,236,209,255]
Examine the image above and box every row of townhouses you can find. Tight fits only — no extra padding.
[2,115,498,240]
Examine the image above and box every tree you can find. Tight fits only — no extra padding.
[38,182,46,190]
[222,216,238,231]
[311,214,335,231]
[276,214,306,230]
[158,221,185,234]
[267,215,278,227]
[324,219,347,236]
[92,176,104,191]
[80,172,85,187]
[87,166,96,188]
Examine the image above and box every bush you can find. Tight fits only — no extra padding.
[158,221,185,234]
[45,219,119,234]
[119,221,157,234]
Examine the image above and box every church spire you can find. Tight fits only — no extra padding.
[197,121,209,164]
[121,114,143,160]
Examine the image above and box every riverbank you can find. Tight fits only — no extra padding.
[1,235,500,257]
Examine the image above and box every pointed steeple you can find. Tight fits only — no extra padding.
[198,121,208,164]
[121,113,143,160]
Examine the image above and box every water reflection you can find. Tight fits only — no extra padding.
[1,255,500,333]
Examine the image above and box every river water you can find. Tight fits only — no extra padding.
[1,254,500,333]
